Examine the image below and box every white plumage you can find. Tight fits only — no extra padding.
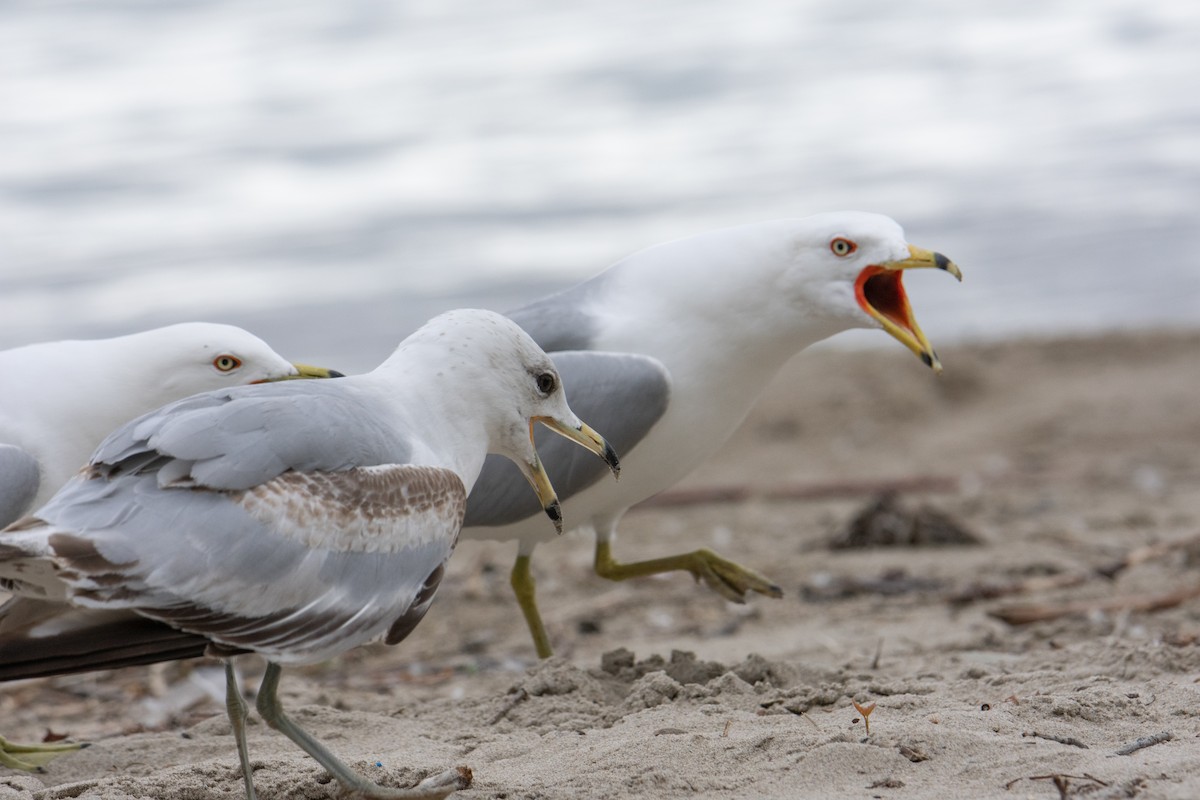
[463,211,962,657]
[0,322,338,525]
[0,309,619,799]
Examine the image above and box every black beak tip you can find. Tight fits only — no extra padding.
[328,369,346,378]
[934,252,951,271]
[544,500,564,534]
[604,443,622,479]
[920,351,934,368]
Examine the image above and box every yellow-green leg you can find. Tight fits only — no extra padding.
[593,540,783,602]
[0,734,88,772]
[224,661,257,800]
[254,662,471,799]
[511,554,554,659]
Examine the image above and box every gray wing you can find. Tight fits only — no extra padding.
[506,275,611,352]
[14,464,465,665]
[464,350,670,528]
[0,444,40,528]
[90,380,409,490]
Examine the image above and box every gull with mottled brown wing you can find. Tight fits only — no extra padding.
[0,309,620,800]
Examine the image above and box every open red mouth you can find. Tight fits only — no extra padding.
[851,244,958,372]
[855,265,915,332]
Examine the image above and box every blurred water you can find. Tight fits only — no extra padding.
[1,0,1197,371]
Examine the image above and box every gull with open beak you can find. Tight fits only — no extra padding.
[462,211,962,658]
[855,244,963,373]
[523,416,620,533]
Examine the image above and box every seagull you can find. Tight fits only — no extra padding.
[0,322,340,773]
[0,322,341,528]
[462,211,962,657]
[0,309,621,799]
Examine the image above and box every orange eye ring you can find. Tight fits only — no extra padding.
[830,237,857,256]
[213,355,243,372]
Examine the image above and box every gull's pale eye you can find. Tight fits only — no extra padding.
[535,371,557,395]
[830,237,857,257]
[213,355,243,372]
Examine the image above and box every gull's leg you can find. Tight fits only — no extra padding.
[511,553,554,659]
[225,661,257,800]
[0,734,88,772]
[593,531,783,603]
[255,662,471,800]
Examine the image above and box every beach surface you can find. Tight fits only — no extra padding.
[3,329,1199,800]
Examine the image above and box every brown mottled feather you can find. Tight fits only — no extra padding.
[0,465,468,673]
[236,466,466,552]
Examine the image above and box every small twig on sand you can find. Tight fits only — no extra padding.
[1004,774,1109,795]
[989,585,1200,626]
[947,572,1089,605]
[633,475,958,510]
[487,688,529,725]
[1096,534,1200,579]
[1022,730,1088,749]
[952,533,1200,608]
[1115,731,1173,756]
[870,638,883,670]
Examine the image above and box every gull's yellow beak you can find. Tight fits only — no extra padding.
[258,363,346,383]
[524,418,621,533]
[855,244,962,374]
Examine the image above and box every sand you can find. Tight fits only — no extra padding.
[2,329,1199,800]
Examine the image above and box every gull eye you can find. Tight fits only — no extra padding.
[830,237,857,257]
[535,371,557,395]
[213,355,242,372]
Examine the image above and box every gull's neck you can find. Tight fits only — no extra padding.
[367,341,499,489]
[592,220,848,390]
[574,221,857,446]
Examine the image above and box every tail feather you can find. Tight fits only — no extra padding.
[0,616,211,682]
